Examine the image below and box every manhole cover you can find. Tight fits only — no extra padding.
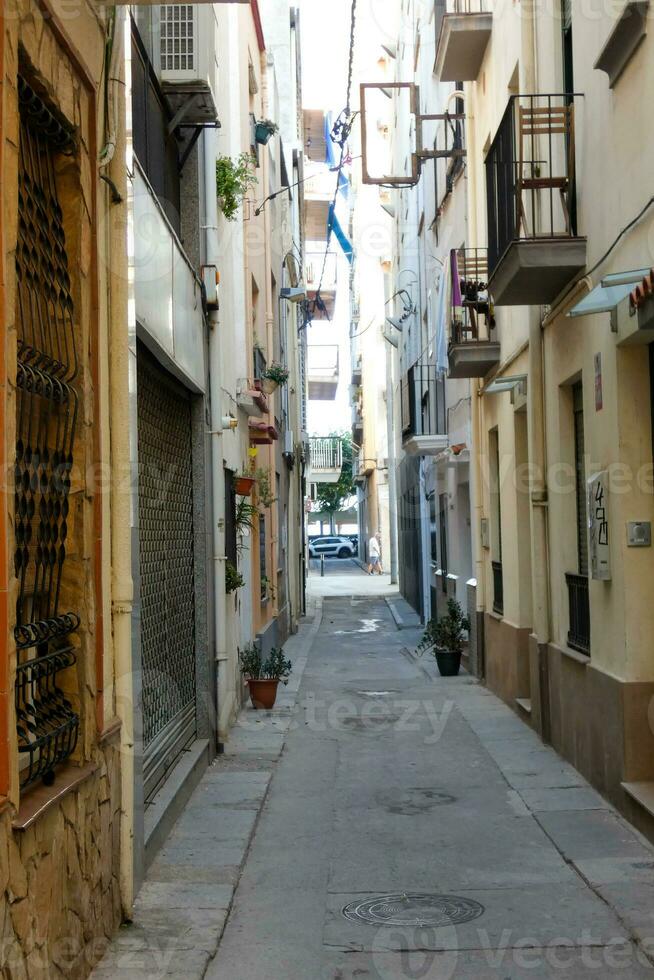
[343,893,485,928]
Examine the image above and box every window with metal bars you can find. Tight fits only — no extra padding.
[160,4,195,73]
[14,77,80,788]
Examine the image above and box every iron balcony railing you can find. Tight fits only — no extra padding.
[450,247,495,345]
[566,573,590,656]
[448,0,490,10]
[401,364,447,439]
[309,437,343,474]
[485,93,580,276]
[492,561,504,615]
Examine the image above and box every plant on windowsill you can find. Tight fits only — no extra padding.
[255,468,276,508]
[260,574,277,603]
[261,361,289,394]
[417,598,470,677]
[239,643,292,709]
[225,560,244,595]
[216,153,258,221]
[254,118,279,146]
[235,471,256,496]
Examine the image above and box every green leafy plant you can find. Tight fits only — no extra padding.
[235,498,259,536]
[255,468,276,508]
[216,153,258,221]
[239,644,292,682]
[225,560,245,594]
[315,432,356,532]
[262,361,289,386]
[418,599,470,656]
[261,574,276,602]
[257,118,279,134]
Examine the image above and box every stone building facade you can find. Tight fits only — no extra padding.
[0,0,129,974]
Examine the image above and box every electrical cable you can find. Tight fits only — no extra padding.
[584,196,654,281]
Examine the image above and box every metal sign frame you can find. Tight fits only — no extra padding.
[360,82,466,187]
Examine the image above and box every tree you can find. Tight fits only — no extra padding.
[315,432,356,534]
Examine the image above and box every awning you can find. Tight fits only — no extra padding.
[568,269,651,318]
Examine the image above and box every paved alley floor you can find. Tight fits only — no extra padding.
[95,596,654,979]
[307,557,399,598]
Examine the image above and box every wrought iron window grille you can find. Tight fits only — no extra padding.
[14,77,80,788]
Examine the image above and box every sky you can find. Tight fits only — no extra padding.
[300,0,356,437]
[299,0,350,112]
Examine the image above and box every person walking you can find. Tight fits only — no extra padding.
[367,532,383,575]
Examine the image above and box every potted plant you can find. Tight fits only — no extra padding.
[254,119,279,146]
[261,361,290,394]
[235,472,256,496]
[255,467,276,508]
[216,153,258,221]
[418,598,470,677]
[239,644,292,709]
[225,560,244,595]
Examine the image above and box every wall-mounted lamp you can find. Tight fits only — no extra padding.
[484,375,527,395]
[281,286,307,303]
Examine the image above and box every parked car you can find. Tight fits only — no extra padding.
[309,536,356,559]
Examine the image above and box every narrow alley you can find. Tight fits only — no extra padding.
[93,575,654,979]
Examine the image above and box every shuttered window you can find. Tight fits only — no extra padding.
[573,382,588,576]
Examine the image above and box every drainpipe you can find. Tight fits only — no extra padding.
[107,7,135,914]
[529,312,551,743]
[385,334,399,584]
[203,128,229,742]
[470,377,486,676]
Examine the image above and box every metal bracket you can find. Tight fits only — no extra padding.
[360,82,466,187]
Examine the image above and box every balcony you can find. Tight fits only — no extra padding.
[236,379,269,419]
[306,251,337,321]
[492,561,504,616]
[448,248,500,379]
[308,345,339,400]
[435,0,493,82]
[400,365,448,456]
[485,95,587,306]
[351,351,362,385]
[307,437,343,484]
[352,394,363,441]
[566,573,590,656]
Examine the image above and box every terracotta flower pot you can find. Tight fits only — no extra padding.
[261,378,278,395]
[247,678,280,710]
[235,476,256,496]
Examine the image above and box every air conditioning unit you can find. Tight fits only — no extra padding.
[283,431,294,456]
[159,6,218,127]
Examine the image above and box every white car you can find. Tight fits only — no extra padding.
[309,536,356,559]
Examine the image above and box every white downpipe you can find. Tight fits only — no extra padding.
[202,127,229,741]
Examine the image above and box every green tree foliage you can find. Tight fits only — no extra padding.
[315,433,356,529]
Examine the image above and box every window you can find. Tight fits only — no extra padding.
[160,4,195,72]
[573,382,588,577]
[15,78,81,787]
[489,428,504,615]
[259,516,268,602]
[224,470,238,567]
[131,20,181,232]
[566,381,590,655]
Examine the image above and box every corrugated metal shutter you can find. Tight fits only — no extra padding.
[138,350,197,802]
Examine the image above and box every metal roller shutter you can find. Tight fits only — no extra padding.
[137,350,197,802]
